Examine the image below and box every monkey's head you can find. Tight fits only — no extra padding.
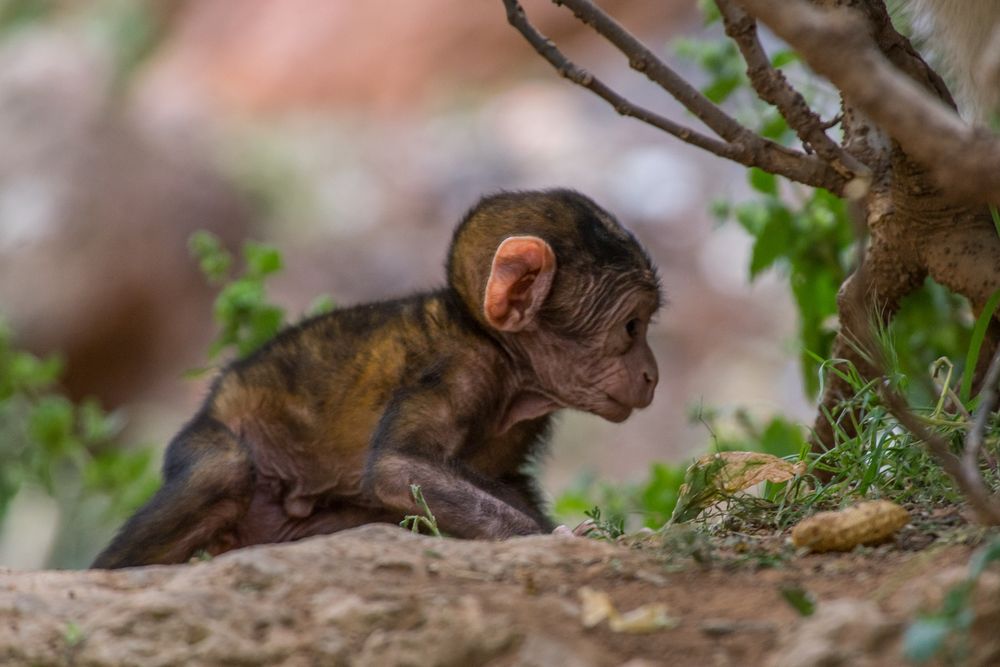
[448,189,661,422]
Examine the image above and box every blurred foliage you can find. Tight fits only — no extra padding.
[189,231,334,363]
[0,233,316,567]
[87,0,165,87]
[217,126,321,225]
[561,309,1000,536]
[189,231,288,361]
[0,320,159,567]
[0,0,992,571]
[0,0,56,30]
[582,505,625,540]
[0,0,167,88]
[712,185,851,397]
[905,537,1000,663]
[553,411,803,532]
[554,460,690,533]
[559,3,986,534]
[678,15,973,400]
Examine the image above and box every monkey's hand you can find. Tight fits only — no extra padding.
[552,519,596,538]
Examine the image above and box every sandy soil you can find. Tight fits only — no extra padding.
[1,512,993,666]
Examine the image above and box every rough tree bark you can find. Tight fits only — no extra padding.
[502,0,1000,518]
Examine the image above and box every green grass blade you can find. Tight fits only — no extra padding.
[960,288,1000,402]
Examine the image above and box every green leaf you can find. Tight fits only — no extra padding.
[188,231,232,284]
[960,288,1000,402]
[553,490,597,518]
[27,396,76,455]
[734,202,769,236]
[215,280,265,322]
[748,168,778,196]
[670,456,727,523]
[306,294,336,316]
[770,50,798,68]
[968,536,1000,579]
[759,111,790,141]
[903,618,951,663]
[78,399,123,444]
[758,418,806,458]
[697,0,721,24]
[702,75,742,104]
[639,462,686,528]
[243,241,283,279]
[63,621,84,648]
[779,585,816,617]
[749,213,792,278]
[8,351,63,393]
[709,198,731,222]
[240,305,285,355]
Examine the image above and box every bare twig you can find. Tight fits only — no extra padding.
[501,0,738,159]
[820,113,843,131]
[715,0,868,179]
[554,0,747,143]
[737,0,1000,202]
[501,0,847,193]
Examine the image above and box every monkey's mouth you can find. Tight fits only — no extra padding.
[600,394,634,422]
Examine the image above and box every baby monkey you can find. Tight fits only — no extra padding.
[93,189,661,568]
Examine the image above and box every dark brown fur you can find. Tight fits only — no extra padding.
[92,189,661,568]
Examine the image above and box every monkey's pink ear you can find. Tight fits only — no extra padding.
[484,235,556,332]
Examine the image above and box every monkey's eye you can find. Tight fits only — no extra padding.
[625,318,640,338]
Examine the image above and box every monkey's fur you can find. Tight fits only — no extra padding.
[92,189,661,569]
[911,0,1000,119]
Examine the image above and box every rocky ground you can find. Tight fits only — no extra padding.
[2,523,998,666]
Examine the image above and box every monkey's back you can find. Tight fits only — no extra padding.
[197,290,489,500]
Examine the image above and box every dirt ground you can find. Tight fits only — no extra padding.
[1,507,996,667]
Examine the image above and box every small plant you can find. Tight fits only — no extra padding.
[189,231,334,364]
[400,485,442,537]
[583,506,625,540]
[63,621,84,648]
[554,462,688,533]
[188,231,287,360]
[658,523,714,566]
[191,549,213,563]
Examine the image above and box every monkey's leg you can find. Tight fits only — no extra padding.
[233,490,401,545]
[91,416,253,569]
[279,506,403,541]
[368,453,545,538]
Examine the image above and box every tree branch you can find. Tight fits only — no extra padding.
[715,0,868,179]
[502,0,847,193]
[501,0,741,160]
[554,0,746,143]
[737,0,1000,202]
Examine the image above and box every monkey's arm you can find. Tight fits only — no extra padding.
[363,390,548,538]
[367,452,545,538]
[498,471,557,532]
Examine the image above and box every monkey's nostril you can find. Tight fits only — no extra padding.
[643,371,654,384]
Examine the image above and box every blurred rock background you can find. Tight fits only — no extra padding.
[0,0,811,568]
